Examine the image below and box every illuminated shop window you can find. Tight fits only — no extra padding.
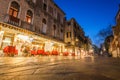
[26,10,33,23]
[2,37,12,49]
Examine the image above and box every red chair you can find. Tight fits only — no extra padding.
[51,51,59,55]
[63,52,69,56]
[3,46,18,56]
[37,49,44,55]
[44,51,49,56]
[3,46,9,53]
[15,49,18,55]
[31,50,37,55]
[72,53,75,56]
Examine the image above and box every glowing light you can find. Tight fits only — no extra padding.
[0,31,4,34]
[65,49,67,51]
[2,40,11,43]
[50,58,55,62]
[60,53,63,56]
[69,50,72,53]
[29,37,34,42]
[69,53,72,56]
[75,53,78,56]
[17,35,29,41]
[77,53,80,56]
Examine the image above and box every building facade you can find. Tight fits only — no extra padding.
[64,18,86,56]
[111,5,120,57]
[0,0,66,56]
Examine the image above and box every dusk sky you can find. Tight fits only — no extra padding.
[54,0,120,45]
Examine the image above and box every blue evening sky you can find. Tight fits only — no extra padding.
[54,0,120,45]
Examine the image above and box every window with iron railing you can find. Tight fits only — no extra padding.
[8,1,20,26]
[9,7,18,17]
[9,1,20,17]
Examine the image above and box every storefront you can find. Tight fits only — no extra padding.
[0,22,34,56]
[64,45,82,56]
[75,47,81,56]
[0,22,65,56]
[64,45,75,56]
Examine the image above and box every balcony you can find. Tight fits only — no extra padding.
[4,14,20,26]
[20,21,34,32]
[50,35,63,42]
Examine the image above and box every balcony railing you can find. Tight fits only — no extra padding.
[52,36,64,42]
[20,21,34,32]
[4,14,20,26]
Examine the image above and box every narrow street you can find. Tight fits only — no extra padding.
[0,56,120,80]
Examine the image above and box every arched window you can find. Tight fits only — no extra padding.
[9,1,20,17]
[26,10,33,23]
[53,25,56,30]
[42,18,47,33]
[43,0,47,11]
[42,18,46,24]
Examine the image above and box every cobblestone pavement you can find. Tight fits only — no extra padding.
[0,56,120,80]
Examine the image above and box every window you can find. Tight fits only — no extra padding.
[42,18,47,33]
[43,0,47,11]
[53,25,56,30]
[69,32,71,37]
[49,6,53,15]
[42,18,46,24]
[43,3,47,11]
[61,29,63,33]
[60,29,63,39]
[57,13,60,22]
[9,1,20,17]
[66,32,71,38]
[61,17,63,24]
[68,22,71,26]
[53,25,56,37]
[2,36,12,49]
[54,9,57,18]
[66,32,69,38]
[74,22,76,28]
[26,10,33,23]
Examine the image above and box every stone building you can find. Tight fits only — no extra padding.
[111,5,120,57]
[0,0,66,56]
[64,18,86,56]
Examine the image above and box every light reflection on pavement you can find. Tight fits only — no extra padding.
[0,56,120,80]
